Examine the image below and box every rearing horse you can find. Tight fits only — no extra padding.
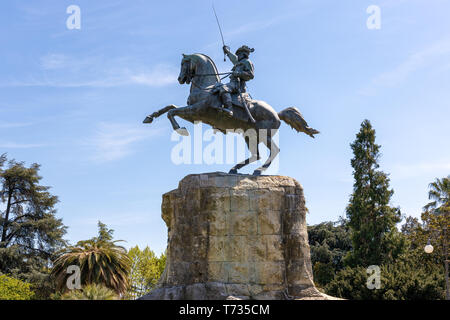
[143,53,319,175]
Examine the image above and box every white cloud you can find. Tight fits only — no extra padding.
[40,54,69,70]
[202,12,301,52]
[1,54,178,88]
[390,160,450,179]
[0,122,34,129]
[0,142,45,148]
[224,15,285,38]
[87,122,161,163]
[360,38,450,95]
[129,67,178,87]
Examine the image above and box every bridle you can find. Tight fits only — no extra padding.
[182,58,231,91]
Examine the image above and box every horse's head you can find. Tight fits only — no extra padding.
[178,54,195,85]
[178,53,220,91]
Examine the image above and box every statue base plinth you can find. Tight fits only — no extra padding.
[140,172,338,300]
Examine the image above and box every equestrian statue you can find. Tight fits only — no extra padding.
[143,44,319,175]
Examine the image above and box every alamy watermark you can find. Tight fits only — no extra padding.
[170,122,280,175]
[66,265,81,290]
[366,5,381,30]
[366,265,381,290]
[66,5,81,30]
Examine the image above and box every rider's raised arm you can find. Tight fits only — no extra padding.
[223,45,238,65]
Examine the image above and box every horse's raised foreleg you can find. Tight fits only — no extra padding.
[229,135,261,174]
[253,133,280,176]
[143,104,177,124]
[167,106,196,136]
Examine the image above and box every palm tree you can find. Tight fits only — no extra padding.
[423,175,450,300]
[424,176,450,214]
[61,283,118,300]
[51,222,131,295]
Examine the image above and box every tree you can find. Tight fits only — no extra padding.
[127,246,166,299]
[323,212,447,300]
[307,221,352,286]
[60,283,117,300]
[345,120,406,267]
[51,222,131,295]
[97,221,114,242]
[424,176,450,214]
[402,215,443,265]
[401,216,422,239]
[0,274,34,300]
[0,154,67,298]
[423,176,450,300]
[325,254,444,300]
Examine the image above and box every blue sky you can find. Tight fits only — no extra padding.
[1,0,449,255]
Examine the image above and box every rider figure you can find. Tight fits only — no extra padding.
[215,45,255,117]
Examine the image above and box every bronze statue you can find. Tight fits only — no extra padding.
[212,45,255,119]
[143,52,319,175]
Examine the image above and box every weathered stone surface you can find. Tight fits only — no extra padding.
[140,172,336,300]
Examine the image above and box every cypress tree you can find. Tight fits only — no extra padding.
[345,120,406,267]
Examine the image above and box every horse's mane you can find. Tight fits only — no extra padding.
[193,53,220,83]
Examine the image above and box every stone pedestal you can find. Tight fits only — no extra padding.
[140,172,334,300]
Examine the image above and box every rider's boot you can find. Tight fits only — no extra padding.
[221,93,234,117]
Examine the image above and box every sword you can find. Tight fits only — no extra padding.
[212,4,227,61]
[237,79,256,123]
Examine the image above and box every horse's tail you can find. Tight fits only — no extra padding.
[278,107,320,138]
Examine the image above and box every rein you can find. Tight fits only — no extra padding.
[190,73,231,91]
[183,57,231,91]
[194,72,231,77]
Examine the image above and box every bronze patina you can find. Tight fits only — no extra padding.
[143,51,319,175]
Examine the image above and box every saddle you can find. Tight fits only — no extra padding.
[231,92,252,109]
[229,92,257,124]
[209,87,255,123]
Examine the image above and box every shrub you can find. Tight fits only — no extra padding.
[0,274,34,300]
[60,284,118,300]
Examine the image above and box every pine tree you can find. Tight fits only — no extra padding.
[345,120,406,267]
[0,154,67,298]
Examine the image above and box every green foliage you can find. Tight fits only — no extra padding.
[345,120,406,267]
[126,246,166,299]
[424,175,450,215]
[96,221,114,242]
[0,154,67,299]
[324,204,447,299]
[402,214,447,265]
[51,222,131,295]
[308,221,351,286]
[325,251,445,300]
[311,132,448,299]
[401,176,450,300]
[60,283,118,300]
[158,251,166,276]
[0,274,34,300]
[401,177,450,299]
[423,176,450,261]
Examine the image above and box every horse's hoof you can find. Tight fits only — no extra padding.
[253,169,262,176]
[176,127,189,136]
[143,116,153,124]
[229,169,238,174]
